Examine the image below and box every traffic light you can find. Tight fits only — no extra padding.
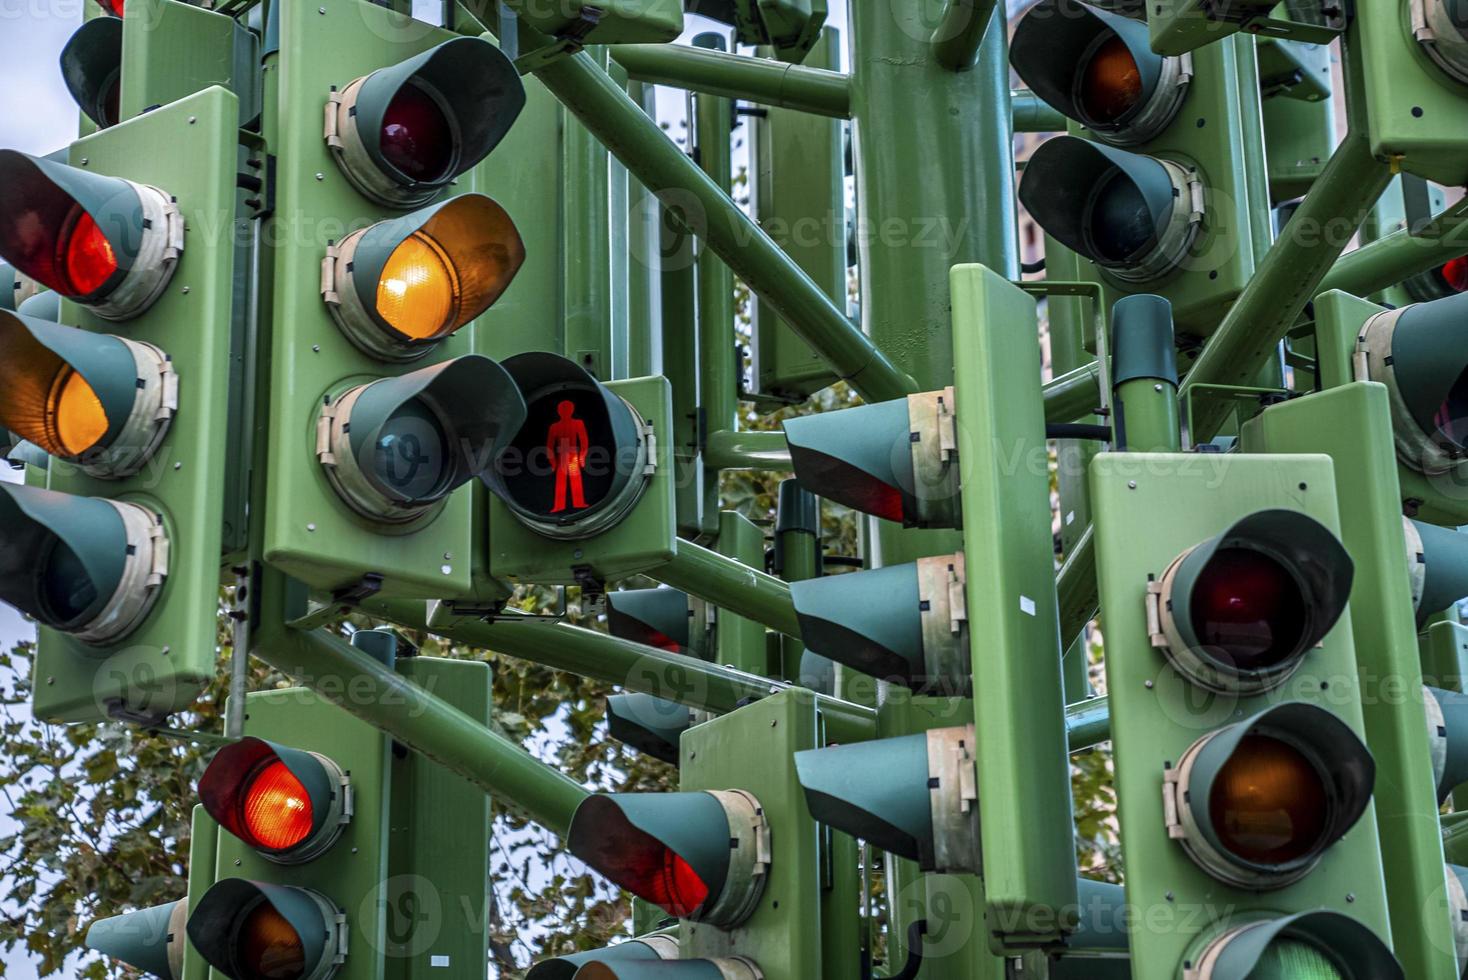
[60,15,122,130]
[1012,0,1265,337]
[1359,0,1468,186]
[1425,685,1468,803]
[794,724,979,874]
[1403,255,1468,304]
[566,789,770,928]
[1405,518,1468,627]
[527,933,679,980]
[324,37,524,209]
[188,879,347,980]
[198,737,351,865]
[573,960,762,979]
[0,150,182,321]
[1089,450,1399,975]
[85,899,185,979]
[782,387,958,528]
[607,693,693,765]
[0,87,238,724]
[788,553,969,694]
[607,586,700,655]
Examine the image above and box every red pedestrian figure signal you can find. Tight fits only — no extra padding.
[548,399,589,513]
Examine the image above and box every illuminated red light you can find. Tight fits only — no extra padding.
[630,847,709,918]
[850,483,904,525]
[94,0,124,15]
[380,85,453,182]
[1442,256,1468,293]
[241,761,314,852]
[643,629,680,653]
[1190,548,1306,672]
[60,210,118,296]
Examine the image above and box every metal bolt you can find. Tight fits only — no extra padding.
[173,462,181,470]
[234,858,242,866]
[770,720,777,727]
[1128,480,1137,489]
[311,344,321,352]
[188,116,197,124]
[80,157,89,166]
[443,552,453,560]
[181,286,190,294]
[573,549,584,559]
[1154,383,1163,391]
[440,564,452,575]
[46,677,54,685]
[307,523,317,532]
[1346,893,1356,903]
[315,172,325,181]
[1165,891,1174,902]
[318,5,325,11]
[1144,679,1154,689]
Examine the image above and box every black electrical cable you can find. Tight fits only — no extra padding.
[1046,423,1113,441]
[886,920,929,980]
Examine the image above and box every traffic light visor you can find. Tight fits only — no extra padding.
[1388,291,1468,455]
[794,733,936,866]
[791,563,924,686]
[527,935,677,980]
[187,879,345,980]
[1190,911,1402,979]
[606,587,692,652]
[783,399,912,524]
[1169,703,1374,888]
[199,737,349,863]
[606,694,691,765]
[86,899,185,980]
[328,37,525,207]
[1158,509,1353,694]
[324,193,525,360]
[0,151,180,319]
[61,16,123,129]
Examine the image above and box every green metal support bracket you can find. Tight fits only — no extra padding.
[654,538,801,638]
[612,43,851,117]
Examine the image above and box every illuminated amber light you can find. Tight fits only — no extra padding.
[61,210,118,296]
[1209,735,1328,865]
[241,760,314,852]
[375,232,458,340]
[49,368,108,457]
[238,902,307,980]
[1080,36,1143,124]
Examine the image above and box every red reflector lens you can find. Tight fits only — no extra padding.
[1442,256,1468,293]
[95,0,123,14]
[238,902,307,980]
[1080,36,1143,124]
[61,210,117,297]
[638,848,710,918]
[1190,547,1306,672]
[242,760,314,852]
[643,629,680,653]
[380,84,453,182]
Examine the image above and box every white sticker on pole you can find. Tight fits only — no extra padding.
[1020,595,1036,616]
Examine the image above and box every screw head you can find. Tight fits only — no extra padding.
[1128,480,1137,489]
[307,523,317,532]
[315,172,325,181]
[1144,679,1155,689]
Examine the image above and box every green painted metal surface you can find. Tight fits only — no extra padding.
[32,87,238,724]
[120,0,255,127]
[715,511,769,675]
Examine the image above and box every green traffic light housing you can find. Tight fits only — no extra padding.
[566,790,769,928]
[0,264,39,311]
[572,959,764,980]
[316,354,527,525]
[199,736,351,864]
[607,694,693,765]
[484,352,656,539]
[1164,702,1375,890]
[60,15,123,130]
[1404,518,1468,627]
[0,483,166,645]
[187,879,347,980]
[1020,136,1203,285]
[1184,910,1402,979]
[525,932,679,980]
[790,553,968,694]
[0,150,182,320]
[1010,0,1191,146]
[85,899,186,980]
[794,724,979,873]
[1359,291,1468,476]
[321,192,525,361]
[325,37,525,209]
[1145,0,1343,59]
[0,309,175,478]
[607,587,696,654]
[1148,508,1353,695]
[782,388,959,528]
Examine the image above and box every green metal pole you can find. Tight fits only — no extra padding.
[611,43,851,118]
[662,176,706,537]
[1114,377,1180,453]
[1065,695,1110,752]
[253,588,589,839]
[528,45,915,403]
[716,511,770,675]
[774,479,821,682]
[1180,131,1391,441]
[703,429,792,470]
[930,0,996,72]
[1057,525,1099,653]
[625,78,660,378]
[1044,363,1103,423]
[1011,89,1066,133]
[561,49,615,379]
[654,539,802,638]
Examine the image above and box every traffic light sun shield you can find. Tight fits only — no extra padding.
[0,151,182,320]
[566,790,769,929]
[1011,0,1192,146]
[317,354,527,526]
[0,310,176,477]
[322,193,525,361]
[187,879,347,980]
[0,484,166,644]
[325,36,526,208]
[60,16,122,130]
[85,899,186,980]
[1152,509,1353,694]
[1188,910,1403,980]
[1164,703,1375,890]
[1019,136,1203,284]
[199,737,351,865]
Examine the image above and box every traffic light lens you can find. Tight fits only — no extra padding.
[1209,735,1328,865]
[369,397,451,502]
[1088,172,1153,262]
[380,83,454,182]
[238,902,306,980]
[1080,36,1143,124]
[1191,547,1307,672]
[1441,256,1468,293]
[1250,938,1344,979]
[376,231,458,340]
[640,847,709,918]
[242,761,314,852]
[61,210,117,296]
[39,537,97,625]
[52,367,108,456]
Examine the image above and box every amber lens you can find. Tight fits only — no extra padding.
[1080,36,1143,124]
[49,367,108,456]
[1209,735,1328,865]
[241,760,314,852]
[375,232,459,340]
[238,902,306,980]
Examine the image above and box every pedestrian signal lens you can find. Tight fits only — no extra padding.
[510,391,609,517]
